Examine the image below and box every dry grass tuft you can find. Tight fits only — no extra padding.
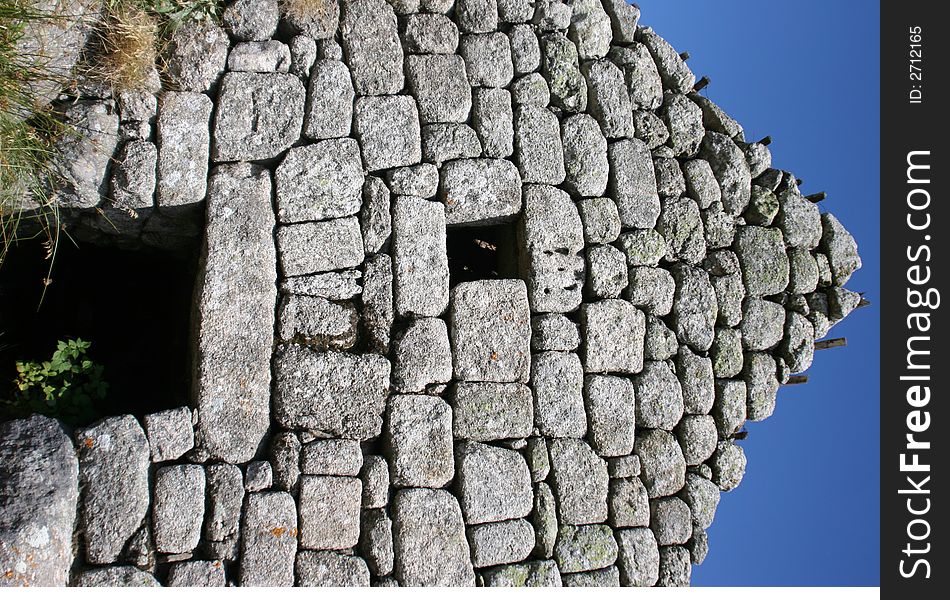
[281,0,337,22]
[89,4,160,93]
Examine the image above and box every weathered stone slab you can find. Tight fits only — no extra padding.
[275,139,363,223]
[227,40,291,73]
[468,519,535,568]
[392,489,476,586]
[519,185,585,312]
[635,429,686,498]
[532,351,587,438]
[392,196,449,317]
[340,0,404,94]
[733,225,789,296]
[273,346,390,439]
[422,123,483,163]
[296,551,370,586]
[611,43,662,111]
[453,382,534,441]
[277,295,358,349]
[75,566,160,587]
[167,560,226,587]
[304,60,354,139]
[387,163,440,200]
[657,545,691,586]
[162,18,225,87]
[440,159,522,225]
[603,0,640,43]
[153,464,205,554]
[481,560,563,586]
[549,439,609,525]
[450,279,531,383]
[361,456,390,509]
[700,131,752,216]
[387,395,454,488]
[608,476,649,528]
[277,217,364,276]
[670,264,718,352]
[195,164,275,463]
[460,32,514,88]
[298,476,362,550]
[143,407,193,463]
[212,73,305,161]
[584,375,636,456]
[581,299,646,374]
[111,140,156,210]
[407,54,472,124]
[608,138,661,229]
[245,460,273,492]
[300,439,363,476]
[393,318,452,392]
[562,114,609,197]
[204,463,245,556]
[710,441,746,492]
[583,59,634,138]
[554,524,618,574]
[562,566,621,587]
[821,213,862,285]
[457,441,533,524]
[625,267,675,316]
[633,361,684,430]
[639,28,695,94]
[156,92,212,207]
[515,105,565,184]
[741,298,786,350]
[223,0,278,41]
[404,13,459,54]
[616,528,659,586]
[281,271,361,300]
[239,492,297,586]
[360,509,394,576]
[0,416,78,586]
[361,176,392,254]
[353,95,422,172]
[363,254,395,353]
[473,87,514,158]
[540,32,587,113]
[75,415,150,565]
[531,314,581,351]
[675,415,718,466]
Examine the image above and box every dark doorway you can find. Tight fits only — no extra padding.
[446,222,520,288]
[0,238,197,424]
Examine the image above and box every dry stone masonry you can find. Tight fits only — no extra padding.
[1,0,864,588]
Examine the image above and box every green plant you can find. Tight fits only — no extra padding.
[7,338,107,424]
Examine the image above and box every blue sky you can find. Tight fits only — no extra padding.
[636,0,881,586]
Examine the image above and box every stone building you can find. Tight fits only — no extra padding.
[0,0,863,587]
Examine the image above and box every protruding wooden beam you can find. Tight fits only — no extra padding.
[807,191,827,203]
[758,135,772,146]
[858,297,872,309]
[680,51,690,61]
[815,338,847,350]
[693,76,710,92]
[786,375,809,386]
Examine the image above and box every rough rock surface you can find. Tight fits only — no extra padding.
[7,2,867,589]
[0,417,78,586]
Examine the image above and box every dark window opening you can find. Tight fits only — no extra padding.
[446,223,520,288]
[0,239,197,424]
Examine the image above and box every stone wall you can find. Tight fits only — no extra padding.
[0,0,863,587]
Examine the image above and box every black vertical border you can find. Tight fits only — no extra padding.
[881,2,946,596]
